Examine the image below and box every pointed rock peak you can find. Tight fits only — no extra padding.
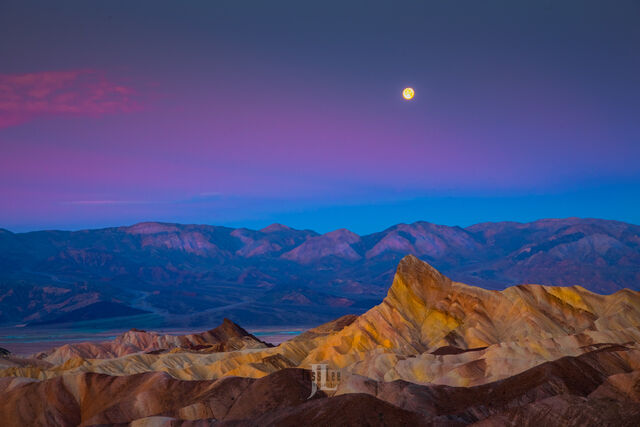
[221,317,238,326]
[219,317,243,329]
[209,317,252,337]
[397,254,439,273]
[398,253,420,263]
[389,255,451,298]
[207,318,273,347]
[260,223,292,233]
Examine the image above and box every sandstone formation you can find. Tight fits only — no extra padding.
[1,255,640,425]
[35,318,270,365]
[1,350,639,426]
[295,255,640,378]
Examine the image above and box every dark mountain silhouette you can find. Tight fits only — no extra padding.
[0,217,638,327]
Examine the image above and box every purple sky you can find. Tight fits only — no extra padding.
[1,1,639,233]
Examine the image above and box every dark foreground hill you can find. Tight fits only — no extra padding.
[0,217,638,327]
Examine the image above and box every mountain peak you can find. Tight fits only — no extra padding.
[281,228,362,263]
[301,255,640,369]
[123,222,180,234]
[398,253,420,265]
[395,254,447,285]
[324,228,360,242]
[260,223,292,233]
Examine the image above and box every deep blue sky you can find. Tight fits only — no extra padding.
[1,0,639,233]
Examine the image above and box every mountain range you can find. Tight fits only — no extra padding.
[2,256,639,426]
[1,217,639,327]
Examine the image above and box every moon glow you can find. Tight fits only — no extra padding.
[402,87,415,100]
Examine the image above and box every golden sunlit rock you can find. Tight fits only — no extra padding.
[3,256,640,426]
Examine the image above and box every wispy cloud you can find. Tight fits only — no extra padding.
[64,193,224,206]
[65,200,150,205]
[0,69,140,128]
[199,192,223,197]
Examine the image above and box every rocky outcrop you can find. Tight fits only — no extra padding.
[0,369,324,427]
[475,394,640,427]
[2,255,640,425]
[223,393,430,427]
[3,348,640,426]
[4,257,640,388]
[36,318,270,364]
[0,367,427,427]
[336,345,640,424]
[298,255,640,373]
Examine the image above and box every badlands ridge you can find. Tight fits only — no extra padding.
[1,255,639,426]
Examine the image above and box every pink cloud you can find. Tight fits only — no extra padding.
[0,69,139,128]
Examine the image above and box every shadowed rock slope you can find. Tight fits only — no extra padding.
[1,350,640,426]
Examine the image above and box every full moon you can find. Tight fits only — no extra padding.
[402,87,415,100]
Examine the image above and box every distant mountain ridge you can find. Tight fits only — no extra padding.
[0,217,639,327]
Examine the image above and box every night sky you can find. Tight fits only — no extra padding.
[2,0,639,233]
